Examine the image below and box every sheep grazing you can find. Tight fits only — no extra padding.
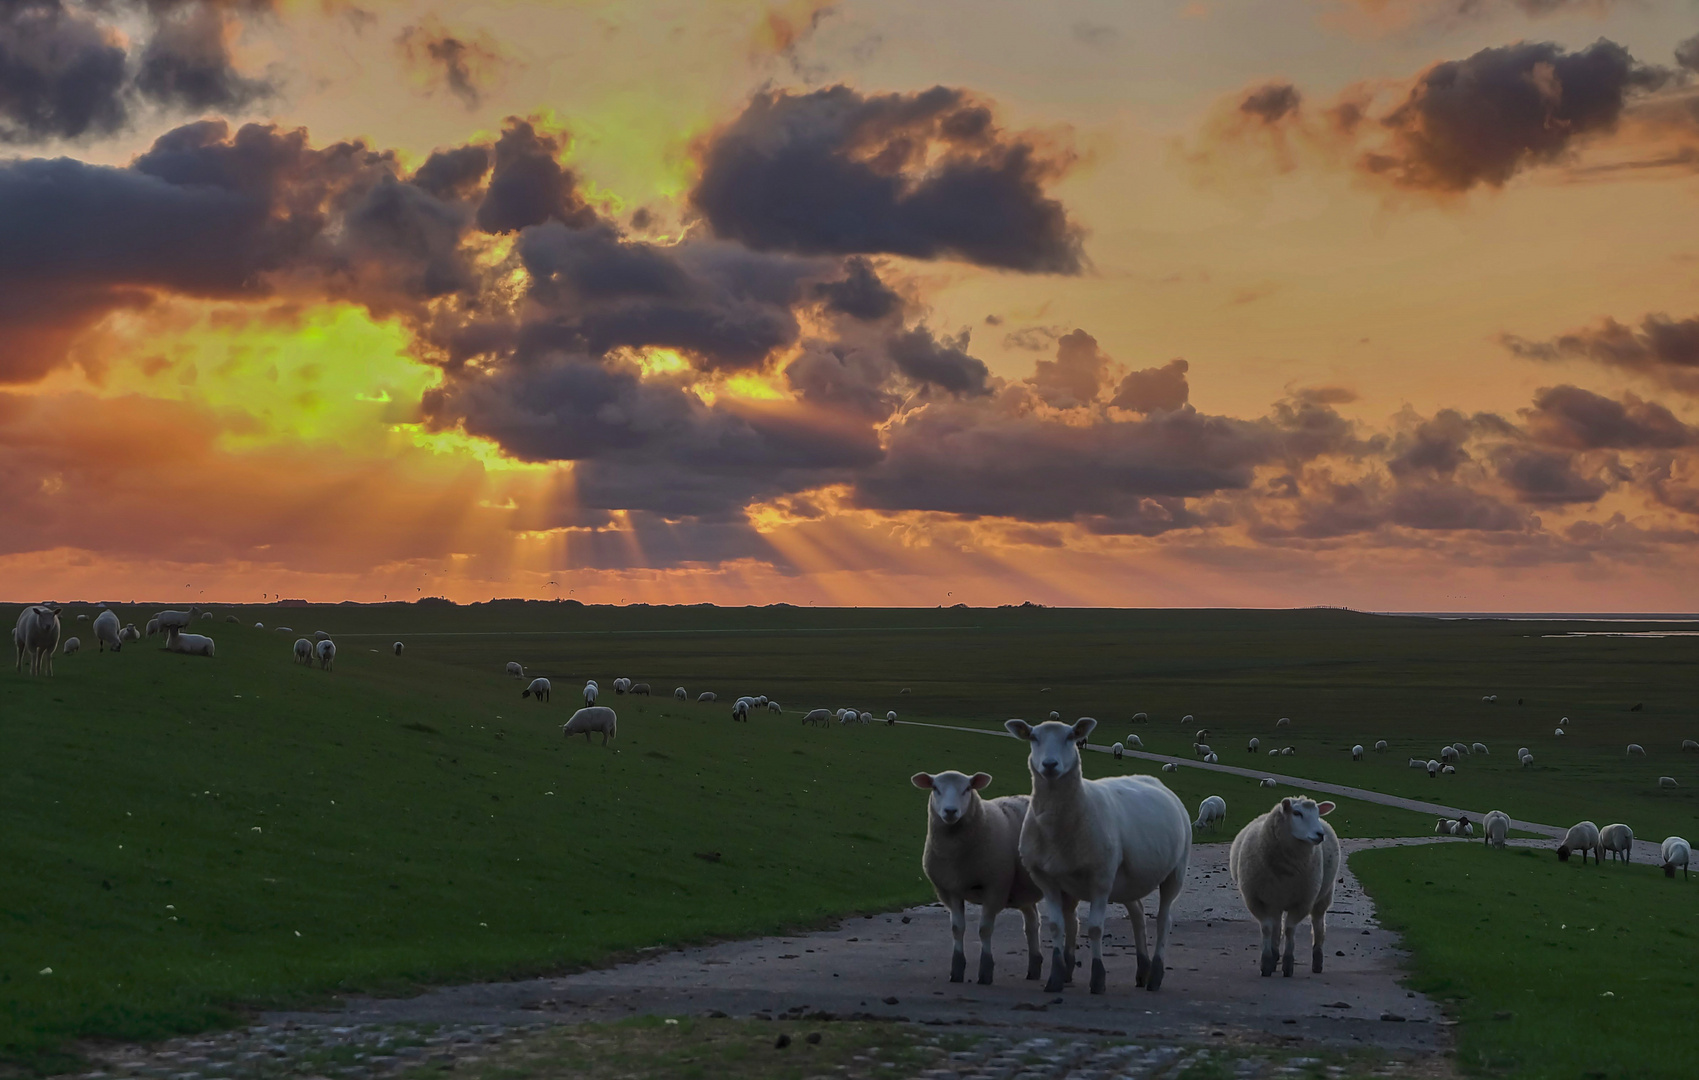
[1112,742,1125,759]
[1374,740,1388,753]
[1520,752,1535,768]
[1048,711,1061,721]
[1627,744,1646,756]
[1483,810,1510,848]
[1182,714,1194,724]
[674,686,687,700]
[314,639,335,670]
[1554,728,1565,737]
[145,618,161,638]
[770,701,784,714]
[860,711,876,724]
[200,612,212,621]
[1661,836,1690,879]
[633,683,652,696]
[1453,742,1470,756]
[1441,765,1457,775]
[561,706,617,746]
[75,613,88,621]
[1472,742,1489,755]
[887,710,898,723]
[1132,712,1148,723]
[275,627,292,634]
[312,630,330,641]
[1351,745,1363,761]
[1195,728,1211,742]
[1229,797,1340,978]
[613,678,632,694]
[1194,795,1226,832]
[392,642,404,657]
[1440,746,1459,764]
[731,699,750,722]
[1004,717,1191,994]
[1408,757,1425,769]
[1248,738,1260,754]
[1203,752,1220,764]
[802,708,832,726]
[1125,734,1143,750]
[584,680,599,707]
[506,662,526,678]
[1275,717,1291,729]
[1517,746,1530,759]
[1683,740,1699,753]
[118,624,139,643]
[168,632,216,658]
[911,770,1050,985]
[1427,759,1440,778]
[522,677,551,703]
[1193,743,1212,757]
[1259,777,1277,788]
[293,638,313,664]
[254,622,265,630]
[1660,776,1680,789]
[1161,762,1178,773]
[15,605,61,675]
[62,637,81,655]
[698,691,716,703]
[1600,823,1634,863]
[1280,747,1295,757]
[900,687,912,694]
[92,609,123,652]
[1557,821,1602,864]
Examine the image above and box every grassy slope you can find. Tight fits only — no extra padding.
[1353,843,1699,1079]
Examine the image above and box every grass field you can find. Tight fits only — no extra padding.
[1353,842,1699,1079]
[5,601,1695,1074]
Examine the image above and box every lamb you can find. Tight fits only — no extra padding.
[522,677,551,702]
[506,662,526,678]
[1472,742,1489,755]
[1660,776,1679,789]
[1557,821,1602,864]
[1408,757,1426,769]
[1194,795,1226,832]
[1483,810,1510,849]
[561,705,617,745]
[698,691,716,702]
[314,639,334,670]
[293,638,312,664]
[1627,744,1646,756]
[1427,759,1440,778]
[731,699,750,722]
[633,683,652,696]
[92,609,123,652]
[1004,717,1191,994]
[1124,734,1143,749]
[1374,740,1388,753]
[584,680,599,707]
[168,632,216,658]
[613,678,632,694]
[15,605,61,675]
[1600,823,1634,863]
[118,624,139,643]
[1248,738,1260,754]
[1161,762,1177,772]
[1442,765,1457,775]
[1113,742,1125,759]
[675,687,687,700]
[1441,746,1459,764]
[62,637,81,655]
[1520,752,1535,768]
[1661,836,1690,879]
[1260,777,1277,788]
[145,618,161,638]
[1228,797,1340,977]
[1683,740,1699,752]
[911,770,1051,985]
[393,642,404,656]
[1351,744,1363,761]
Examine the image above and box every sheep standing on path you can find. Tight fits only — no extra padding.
[1194,796,1226,832]
[523,678,551,703]
[315,639,335,671]
[1004,717,1191,994]
[15,605,61,675]
[92,610,123,652]
[293,638,312,664]
[506,662,525,678]
[1558,821,1602,864]
[1661,837,1690,879]
[1600,823,1634,863]
[1228,797,1340,978]
[1483,810,1510,849]
[562,706,617,745]
[911,770,1052,985]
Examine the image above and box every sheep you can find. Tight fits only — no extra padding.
[1132,712,1148,722]
[315,639,335,670]
[633,683,652,696]
[1275,717,1291,729]
[200,612,212,621]
[584,680,599,707]
[1204,752,1221,764]
[674,686,687,700]
[1124,734,1143,749]
[1684,740,1699,752]
[1483,810,1510,849]
[293,638,312,664]
[561,705,617,746]
[900,687,912,694]
[153,607,199,635]
[393,642,404,656]
[1600,823,1634,863]
[1454,742,1471,756]
[1351,744,1363,761]
[92,609,123,652]
[887,710,898,723]
[145,618,161,638]
[1628,744,1647,756]
[75,613,88,621]
[1193,743,1212,757]
[613,678,632,694]
[1374,740,1388,753]
[1161,762,1178,773]
[15,605,61,675]
[1661,836,1690,879]
[1260,777,1277,788]
[168,632,216,658]
[1228,796,1340,977]
[757,696,769,707]
[226,615,239,623]
[1441,765,1456,775]
[1554,728,1565,736]
[802,708,832,726]
[1112,742,1124,759]
[1248,738,1260,754]
[1557,821,1602,864]
[698,691,716,703]
[731,699,750,722]
[275,627,293,634]
[254,622,265,630]
[860,711,876,724]
[1408,757,1426,769]
[1269,748,1281,756]
[62,637,81,655]
[1520,752,1535,768]
[1048,711,1061,721]
[1517,746,1530,759]
[1472,742,1489,755]
[1194,795,1226,832]
[1182,714,1194,724]
[911,770,1051,985]
[1280,747,1295,757]
[1427,759,1440,778]
[1660,776,1679,789]
[1441,746,1459,764]
[506,662,526,678]
[1004,717,1191,994]
[1195,728,1211,742]
[1435,819,1454,836]
[521,677,551,702]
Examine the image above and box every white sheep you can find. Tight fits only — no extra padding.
[314,639,334,670]
[1280,747,1295,757]
[1435,819,1455,836]
[1351,744,1363,761]
[1112,742,1125,759]
[254,622,264,630]
[168,632,216,658]
[1454,742,1470,756]
[1194,728,1211,741]
[887,710,897,723]
[1125,734,1143,750]
[1554,728,1565,736]
[698,691,716,702]
[1182,714,1194,724]
[1048,711,1061,721]
[145,618,161,638]
[632,683,652,696]
[118,624,139,643]
[1472,742,1489,755]
[584,680,599,707]
[293,638,312,664]
[1558,821,1602,864]
[1194,795,1226,832]
[1194,743,1212,757]
[1269,748,1281,756]
[1627,744,1646,756]
[1162,763,1178,772]
[561,705,617,745]
[1427,759,1440,777]
[1660,776,1679,789]
[1441,765,1456,775]
[1229,796,1340,978]
[1132,712,1148,723]
[75,613,87,621]
[1259,777,1277,788]
[731,699,750,722]
[1661,836,1690,879]
[1520,752,1535,768]
[153,607,198,635]
[674,686,687,700]
[860,711,876,724]
[1517,746,1530,758]
[1441,746,1459,764]
[613,677,632,694]
[1275,717,1291,729]
[798,707,829,726]
[1005,718,1191,994]
[62,637,81,655]
[92,610,123,652]
[506,661,526,678]
[769,700,782,713]
[1203,752,1219,763]
[15,605,61,675]
[1408,757,1426,769]
[393,642,404,656]
[523,677,551,703]
[1247,738,1260,754]
[1483,810,1510,848]
[1683,740,1699,752]
[1600,823,1634,863]
[226,615,238,623]
[1374,740,1388,753]
[911,770,1050,985]
[275,626,292,634]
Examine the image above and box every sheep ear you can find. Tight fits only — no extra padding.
[969,772,992,791]
[1279,797,1293,813]
[911,772,935,790]
[1005,719,1033,740]
[1317,801,1336,816]
[1072,717,1098,744]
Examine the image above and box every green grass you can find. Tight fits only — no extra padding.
[1353,843,1699,1079]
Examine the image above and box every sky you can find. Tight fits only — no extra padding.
[3,0,1699,610]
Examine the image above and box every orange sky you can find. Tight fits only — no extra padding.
[3,0,1698,609]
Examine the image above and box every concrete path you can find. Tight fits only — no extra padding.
[265,838,1450,1054]
[897,720,1669,862]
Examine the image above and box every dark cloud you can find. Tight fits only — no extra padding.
[1502,313,1699,392]
[134,2,271,111]
[1240,82,1301,124]
[886,326,993,396]
[409,144,490,201]
[1679,33,1699,75]
[1523,384,1694,450]
[396,20,505,109]
[1494,446,1612,504]
[691,85,1084,273]
[1030,328,1109,408]
[1361,39,1671,192]
[0,0,128,142]
[812,256,901,321]
[1110,357,1190,413]
[785,339,902,420]
[475,118,596,234]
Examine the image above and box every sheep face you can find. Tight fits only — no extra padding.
[1278,797,1336,845]
[911,770,990,826]
[1005,717,1095,780]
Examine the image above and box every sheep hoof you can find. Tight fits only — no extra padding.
[1145,959,1164,991]
[977,954,995,985]
[1134,953,1150,987]
[1260,954,1276,977]
[1090,959,1106,994]
[1026,955,1043,980]
[1313,946,1324,973]
[949,952,966,983]
[1282,954,1294,978]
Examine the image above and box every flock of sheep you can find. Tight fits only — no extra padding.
[12,602,217,672]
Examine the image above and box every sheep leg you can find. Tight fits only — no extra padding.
[1310,907,1327,973]
[1041,893,1069,993]
[976,902,1001,985]
[1129,899,1150,987]
[1020,904,1043,980]
[947,896,968,983]
[1085,896,1109,994]
[1258,912,1280,976]
[1062,898,1078,983]
[1281,910,1298,977]
[1146,863,1184,991]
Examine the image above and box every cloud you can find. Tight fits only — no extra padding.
[812,256,901,321]
[885,326,993,396]
[0,0,129,142]
[690,85,1085,273]
[1502,313,1699,393]
[1522,384,1694,449]
[396,18,507,110]
[1332,0,1627,31]
[475,118,597,234]
[1679,33,1699,75]
[1493,445,1613,504]
[1029,328,1110,409]
[1110,358,1190,414]
[134,2,272,112]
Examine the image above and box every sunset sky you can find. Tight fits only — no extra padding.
[4,0,1699,609]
